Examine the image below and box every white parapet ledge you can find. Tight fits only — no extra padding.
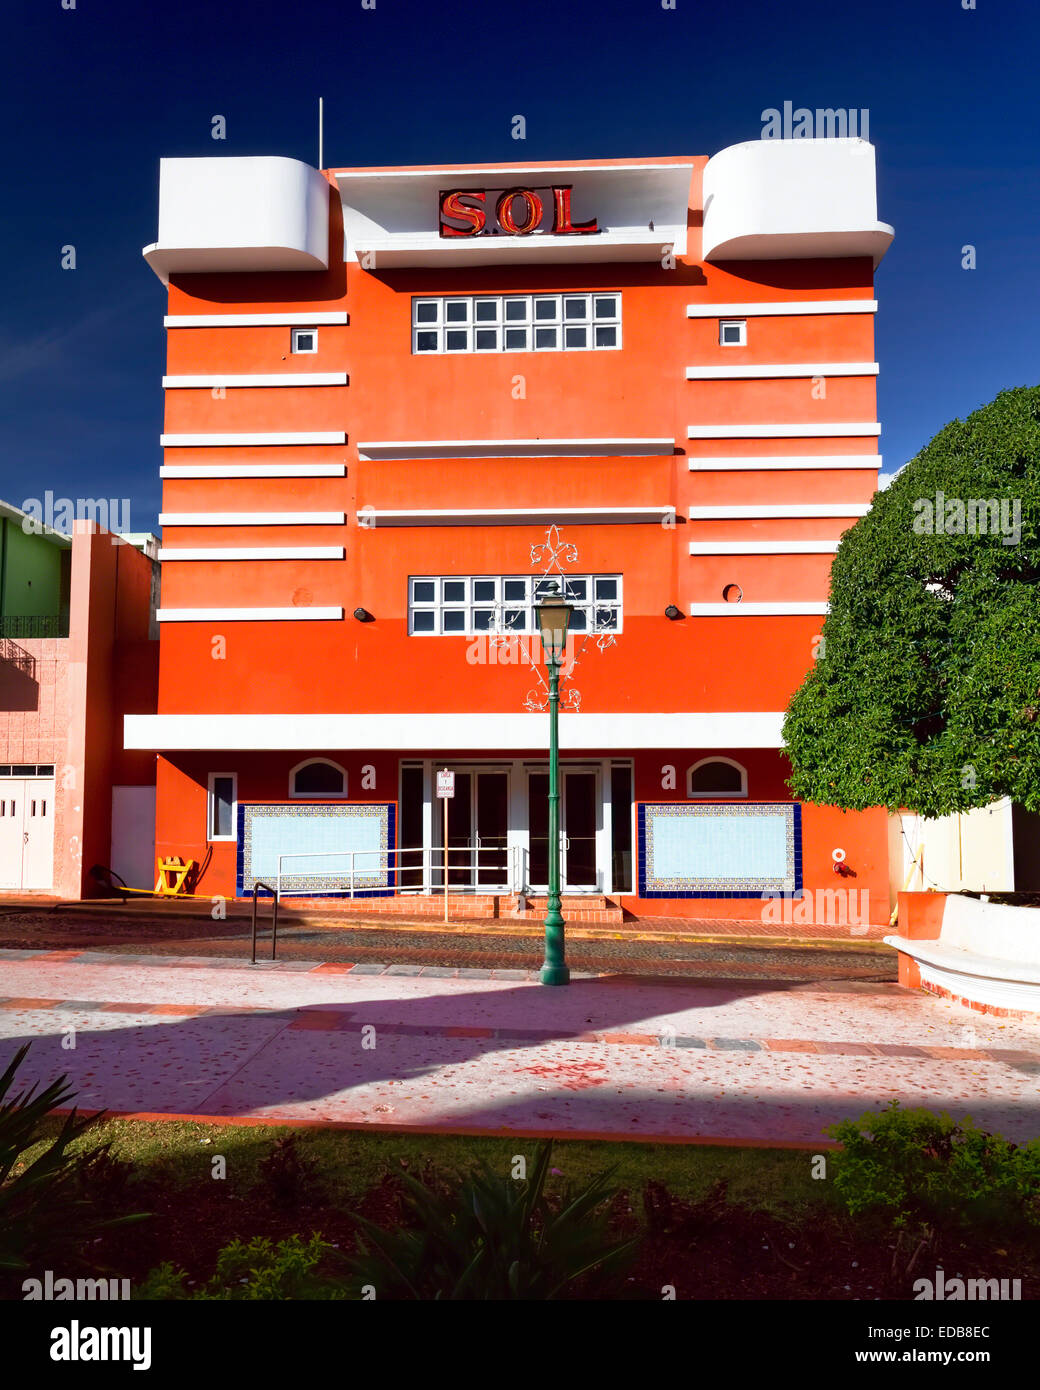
[159,512,346,526]
[157,546,345,561]
[689,503,869,519]
[690,602,829,616]
[143,156,331,284]
[361,506,675,528]
[686,299,877,318]
[356,438,674,460]
[688,423,881,439]
[157,607,344,622]
[161,432,347,447]
[688,455,880,471]
[124,709,787,752]
[163,373,349,388]
[701,139,893,266]
[685,362,878,380]
[160,463,347,479]
[689,540,840,555]
[165,312,349,327]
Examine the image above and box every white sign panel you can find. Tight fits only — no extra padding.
[436,770,455,799]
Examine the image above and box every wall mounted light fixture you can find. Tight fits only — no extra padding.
[664,604,683,620]
[353,607,374,622]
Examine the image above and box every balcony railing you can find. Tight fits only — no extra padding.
[0,614,69,639]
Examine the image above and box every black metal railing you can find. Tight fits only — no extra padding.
[250,882,279,964]
[0,614,70,639]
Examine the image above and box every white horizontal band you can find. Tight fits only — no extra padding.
[163,373,348,388]
[161,432,347,447]
[689,540,840,554]
[160,464,347,479]
[157,547,345,561]
[689,504,869,518]
[360,506,674,527]
[686,300,877,318]
[688,423,881,439]
[157,607,344,622]
[690,602,829,616]
[124,709,787,751]
[357,438,674,460]
[159,512,346,526]
[164,313,350,327]
[688,455,880,471]
[685,362,878,380]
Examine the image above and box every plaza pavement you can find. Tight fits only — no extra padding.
[2,946,1039,1146]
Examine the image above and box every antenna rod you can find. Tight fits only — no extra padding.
[318,96,324,170]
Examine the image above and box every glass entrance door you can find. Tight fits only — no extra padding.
[441,769,509,889]
[526,767,600,892]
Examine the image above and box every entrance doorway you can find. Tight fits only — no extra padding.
[528,768,599,891]
[0,776,55,892]
[438,768,509,889]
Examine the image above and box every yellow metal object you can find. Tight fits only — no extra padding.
[154,856,195,897]
[889,844,924,927]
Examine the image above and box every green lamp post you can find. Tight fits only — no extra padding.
[536,582,574,986]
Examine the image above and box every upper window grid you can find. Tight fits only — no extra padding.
[412,294,620,354]
[408,574,623,635]
[291,328,318,354]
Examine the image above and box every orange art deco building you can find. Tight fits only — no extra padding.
[127,138,894,923]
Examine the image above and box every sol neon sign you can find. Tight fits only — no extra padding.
[439,185,599,238]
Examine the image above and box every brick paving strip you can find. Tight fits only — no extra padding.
[2,948,1039,1145]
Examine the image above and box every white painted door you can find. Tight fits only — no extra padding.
[22,779,55,891]
[0,784,25,890]
[0,778,54,892]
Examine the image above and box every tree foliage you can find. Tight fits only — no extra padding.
[783,386,1040,818]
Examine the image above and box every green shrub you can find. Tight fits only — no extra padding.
[827,1101,1040,1237]
[0,1043,147,1272]
[135,1234,347,1300]
[347,1139,637,1299]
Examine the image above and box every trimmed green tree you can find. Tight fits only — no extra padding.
[783,385,1040,818]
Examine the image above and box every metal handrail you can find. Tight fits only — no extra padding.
[250,881,279,963]
[273,843,516,897]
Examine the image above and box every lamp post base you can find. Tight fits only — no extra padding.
[539,961,571,987]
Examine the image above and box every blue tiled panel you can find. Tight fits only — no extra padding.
[236,803,396,897]
[638,802,801,898]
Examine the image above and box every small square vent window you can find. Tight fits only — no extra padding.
[719,320,746,347]
[292,328,318,354]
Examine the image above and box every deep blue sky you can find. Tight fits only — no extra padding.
[1,0,1037,532]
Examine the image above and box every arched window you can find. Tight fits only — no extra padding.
[687,757,747,799]
[289,758,348,798]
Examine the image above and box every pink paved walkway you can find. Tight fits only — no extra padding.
[2,949,1038,1145]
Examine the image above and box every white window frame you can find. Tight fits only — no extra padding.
[207,771,238,841]
[410,293,621,355]
[719,319,747,347]
[291,328,319,354]
[686,756,748,799]
[408,574,623,636]
[289,757,349,799]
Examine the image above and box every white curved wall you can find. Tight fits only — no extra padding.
[702,139,894,266]
[143,156,330,282]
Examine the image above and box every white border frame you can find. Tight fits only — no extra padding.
[686,756,748,799]
[207,771,238,842]
[289,757,349,799]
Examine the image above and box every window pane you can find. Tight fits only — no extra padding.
[443,580,466,601]
[415,331,439,352]
[534,327,558,349]
[564,578,587,600]
[473,609,495,630]
[211,776,234,837]
[504,298,528,321]
[503,579,527,600]
[504,609,526,630]
[294,762,345,795]
[445,300,468,322]
[504,327,528,351]
[564,297,588,319]
[568,609,587,631]
[534,297,558,320]
[412,611,435,632]
[595,608,618,630]
[473,579,496,601]
[445,329,468,351]
[412,580,435,602]
[565,326,587,348]
[595,578,618,600]
[443,611,466,632]
[474,328,498,351]
[595,325,617,347]
[474,299,499,322]
[415,301,438,323]
[594,296,618,318]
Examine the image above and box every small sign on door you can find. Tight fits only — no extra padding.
[436,770,455,799]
